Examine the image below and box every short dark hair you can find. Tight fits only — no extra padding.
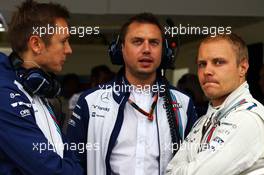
[8,0,70,54]
[119,12,163,44]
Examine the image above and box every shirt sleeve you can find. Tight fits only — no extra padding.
[0,88,84,175]
[166,110,264,175]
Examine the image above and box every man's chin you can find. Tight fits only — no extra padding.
[206,92,229,105]
[137,69,156,76]
[204,91,220,100]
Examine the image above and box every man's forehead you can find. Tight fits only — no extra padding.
[126,22,162,38]
[199,39,234,51]
[198,40,235,55]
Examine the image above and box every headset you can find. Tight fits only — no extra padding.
[108,35,176,69]
[9,52,61,98]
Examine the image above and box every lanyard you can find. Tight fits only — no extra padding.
[44,99,62,136]
[200,99,247,145]
[200,113,214,144]
[128,94,158,121]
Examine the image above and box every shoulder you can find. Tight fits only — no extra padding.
[225,109,264,134]
[230,99,264,123]
[74,81,115,109]
[80,80,114,98]
[168,85,192,109]
[169,85,190,100]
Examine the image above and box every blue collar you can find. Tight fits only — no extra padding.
[112,68,166,104]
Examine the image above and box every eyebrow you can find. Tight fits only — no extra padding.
[196,59,206,64]
[197,56,226,60]
[131,37,144,40]
[211,57,226,61]
[131,37,161,40]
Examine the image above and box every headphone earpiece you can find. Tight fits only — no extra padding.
[9,52,61,98]
[108,35,176,69]
[108,36,124,65]
[9,52,24,70]
[160,39,175,69]
[21,69,61,98]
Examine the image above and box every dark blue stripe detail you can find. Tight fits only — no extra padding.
[105,94,129,175]
[185,99,198,138]
[247,103,257,110]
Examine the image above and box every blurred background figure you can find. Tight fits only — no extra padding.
[258,64,264,105]
[177,73,208,118]
[60,74,81,131]
[63,65,115,132]
[89,65,116,88]
[68,65,115,112]
[61,73,81,99]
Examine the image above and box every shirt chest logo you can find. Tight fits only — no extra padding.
[92,104,110,112]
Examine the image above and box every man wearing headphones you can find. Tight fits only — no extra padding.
[67,13,197,175]
[0,0,84,174]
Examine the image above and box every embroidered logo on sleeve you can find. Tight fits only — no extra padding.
[10,93,21,99]
[20,109,31,117]
[11,101,32,108]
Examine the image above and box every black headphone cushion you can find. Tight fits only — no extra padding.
[21,68,61,98]
[108,39,124,65]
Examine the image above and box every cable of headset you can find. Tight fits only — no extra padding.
[161,70,182,156]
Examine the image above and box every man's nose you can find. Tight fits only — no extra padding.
[142,41,150,54]
[65,41,72,55]
[204,63,214,75]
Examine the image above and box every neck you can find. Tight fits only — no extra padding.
[21,52,41,69]
[125,71,156,87]
[211,94,229,107]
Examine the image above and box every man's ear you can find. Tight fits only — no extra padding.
[121,43,126,57]
[28,35,45,55]
[239,58,249,77]
[121,43,125,52]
